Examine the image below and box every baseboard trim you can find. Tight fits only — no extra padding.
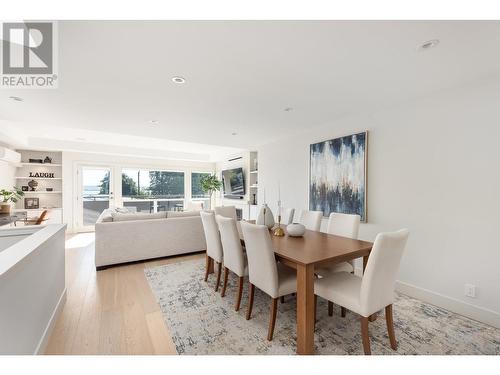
[395,281,500,329]
[34,288,67,355]
[353,267,500,329]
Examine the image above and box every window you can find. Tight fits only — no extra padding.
[191,172,211,210]
[191,172,211,199]
[148,171,184,198]
[121,169,185,212]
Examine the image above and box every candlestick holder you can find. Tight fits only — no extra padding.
[273,215,285,236]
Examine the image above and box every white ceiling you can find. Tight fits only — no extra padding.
[2,21,500,160]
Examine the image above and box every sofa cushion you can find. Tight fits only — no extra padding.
[101,213,114,222]
[111,212,167,222]
[167,211,201,218]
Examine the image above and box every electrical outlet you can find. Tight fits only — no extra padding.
[464,284,476,298]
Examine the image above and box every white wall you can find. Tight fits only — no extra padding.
[0,225,66,354]
[257,79,500,327]
[62,151,215,232]
[0,160,16,190]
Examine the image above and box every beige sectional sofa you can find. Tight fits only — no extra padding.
[94,209,207,269]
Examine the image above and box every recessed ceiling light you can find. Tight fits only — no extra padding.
[172,76,186,84]
[231,132,238,136]
[9,96,23,102]
[284,107,293,112]
[419,39,440,51]
[149,120,159,125]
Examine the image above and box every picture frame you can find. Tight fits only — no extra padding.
[24,197,40,209]
[309,131,368,222]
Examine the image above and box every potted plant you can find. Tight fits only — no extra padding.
[0,187,24,214]
[200,174,223,209]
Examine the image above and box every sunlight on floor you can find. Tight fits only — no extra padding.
[65,232,95,249]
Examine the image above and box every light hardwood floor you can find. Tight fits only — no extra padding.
[45,232,203,355]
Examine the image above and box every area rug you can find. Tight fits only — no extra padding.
[144,259,500,355]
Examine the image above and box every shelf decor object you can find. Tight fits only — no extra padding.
[28,179,38,191]
[24,197,39,209]
[28,172,55,178]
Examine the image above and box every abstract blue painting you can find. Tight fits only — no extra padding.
[309,131,367,221]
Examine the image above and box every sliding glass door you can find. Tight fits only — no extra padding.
[76,166,114,232]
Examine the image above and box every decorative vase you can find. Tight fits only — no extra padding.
[0,202,12,214]
[28,179,38,191]
[256,204,275,229]
[287,223,306,237]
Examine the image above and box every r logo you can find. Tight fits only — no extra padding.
[2,22,53,74]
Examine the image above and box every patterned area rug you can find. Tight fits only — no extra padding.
[144,259,500,355]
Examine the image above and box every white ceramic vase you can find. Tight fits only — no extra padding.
[286,222,306,237]
[256,204,275,229]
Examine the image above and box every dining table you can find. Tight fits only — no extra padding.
[236,220,373,355]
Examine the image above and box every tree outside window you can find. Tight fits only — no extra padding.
[191,172,211,199]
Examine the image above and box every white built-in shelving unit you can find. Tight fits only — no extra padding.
[14,150,63,224]
[215,150,259,220]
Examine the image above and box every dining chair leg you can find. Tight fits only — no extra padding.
[235,276,244,311]
[385,304,397,350]
[341,306,346,318]
[221,266,229,297]
[314,295,318,331]
[214,262,222,292]
[360,317,371,355]
[328,301,333,316]
[268,297,278,341]
[246,283,255,320]
[204,255,211,282]
[280,296,285,303]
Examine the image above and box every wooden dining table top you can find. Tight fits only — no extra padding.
[237,220,373,266]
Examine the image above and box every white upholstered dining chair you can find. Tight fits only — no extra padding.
[215,206,237,221]
[316,212,361,317]
[314,229,409,354]
[200,211,224,291]
[299,210,323,231]
[316,212,361,273]
[277,207,295,225]
[217,215,248,311]
[240,221,297,341]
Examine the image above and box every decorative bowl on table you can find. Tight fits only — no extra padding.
[286,223,306,237]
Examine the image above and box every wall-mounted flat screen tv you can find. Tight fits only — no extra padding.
[222,167,245,198]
